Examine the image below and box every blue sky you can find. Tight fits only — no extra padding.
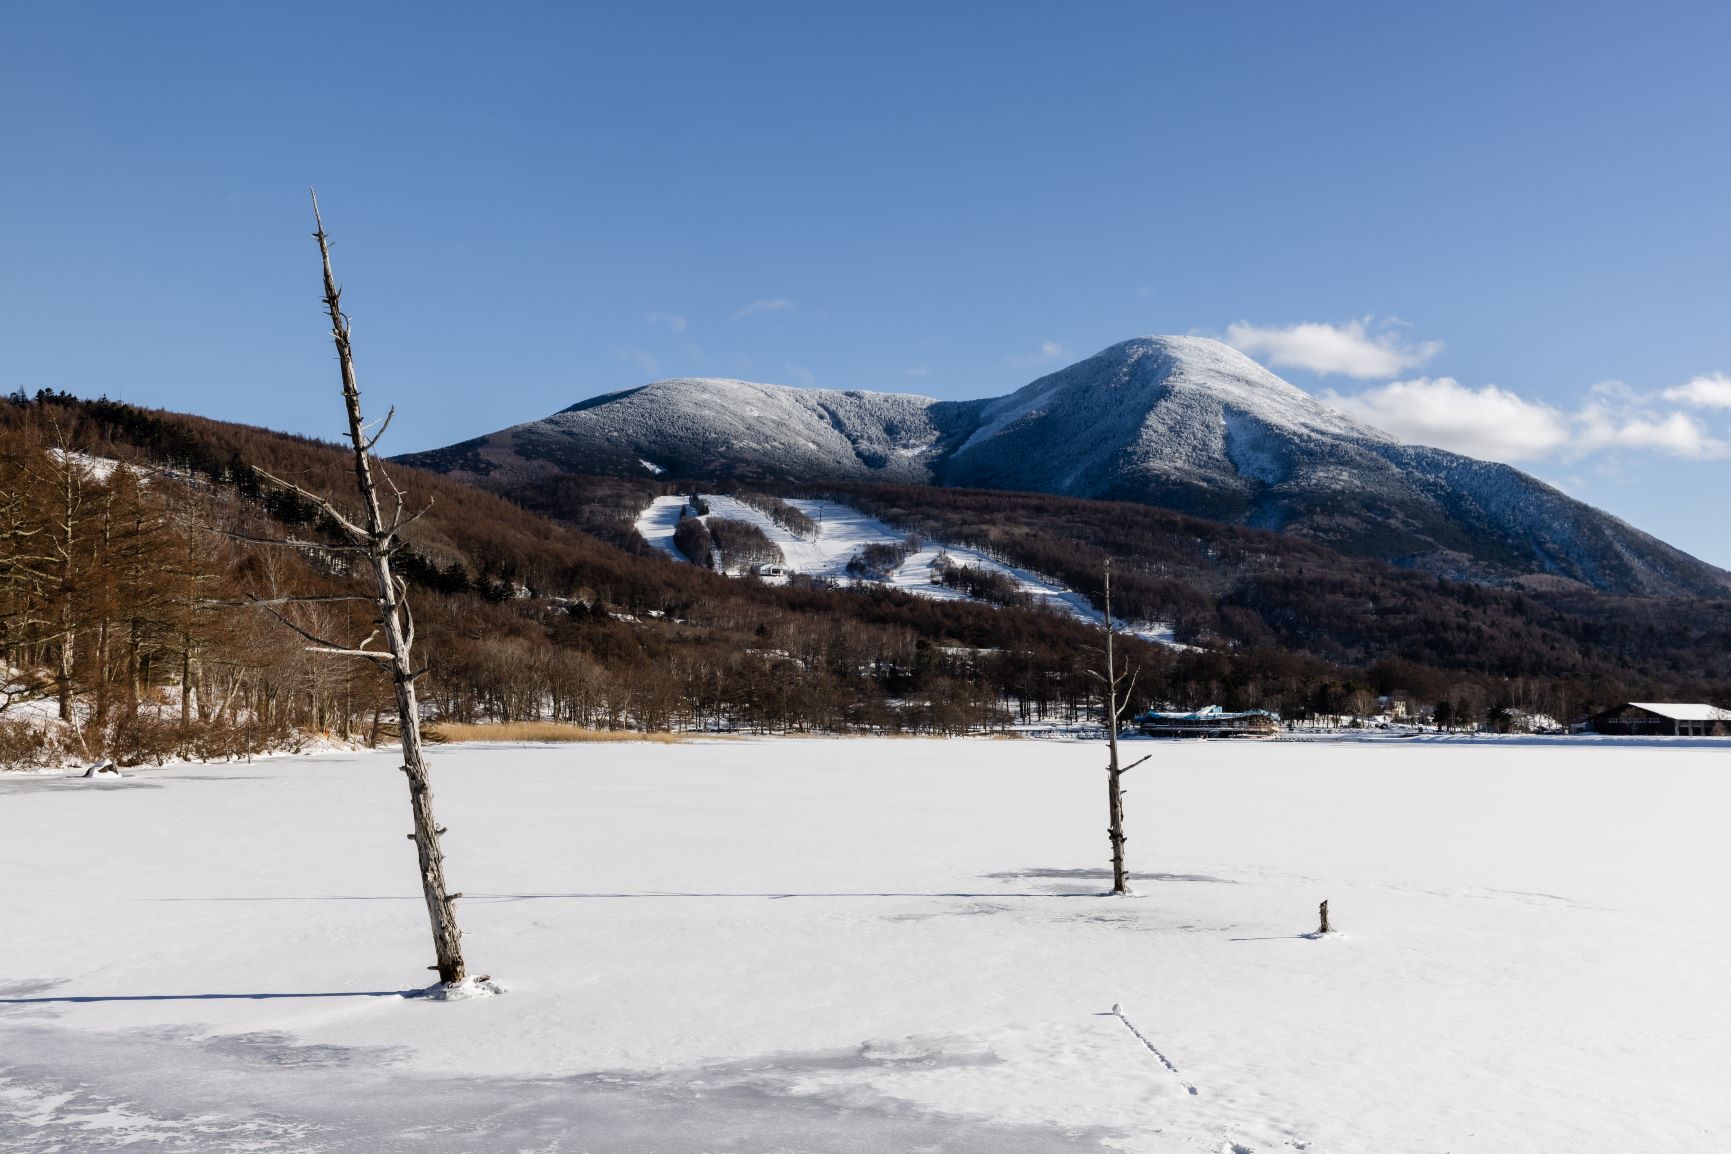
[4,2,1728,564]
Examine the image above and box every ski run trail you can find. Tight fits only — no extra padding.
[635,493,1186,647]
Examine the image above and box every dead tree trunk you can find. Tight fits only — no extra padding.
[1096,558,1149,896]
[250,193,469,987]
[1104,560,1127,894]
[318,204,467,985]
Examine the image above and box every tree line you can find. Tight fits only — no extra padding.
[0,410,389,766]
[807,480,1731,704]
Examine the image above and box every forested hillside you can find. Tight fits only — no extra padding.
[0,392,1162,764]
[506,469,1731,720]
[3,390,1726,768]
[815,482,1731,688]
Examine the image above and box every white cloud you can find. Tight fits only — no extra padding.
[786,363,816,388]
[1323,378,1570,462]
[1661,372,1731,409]
[732,298,794,320]
[1008,340,1069,368]
[1325,375,1730,464]
[1226,318,1441,379]
[903,366,930,377]
[646,311,686,334]
[620,349,659,377]
[1575,405,1728,459]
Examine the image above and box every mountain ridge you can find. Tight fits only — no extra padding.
[398,336,1731,598]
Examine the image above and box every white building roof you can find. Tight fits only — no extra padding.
[1627,702,1731,722]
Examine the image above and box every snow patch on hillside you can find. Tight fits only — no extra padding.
[636,495,1184,647]
[48,448,130,483]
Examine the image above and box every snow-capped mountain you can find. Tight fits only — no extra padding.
[399,337,1731,597]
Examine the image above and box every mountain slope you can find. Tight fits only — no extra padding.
[413,379,963,486]
[398,337,1731,597]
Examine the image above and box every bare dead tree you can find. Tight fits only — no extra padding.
[1093,558,1149,895]
[249,192,471,987]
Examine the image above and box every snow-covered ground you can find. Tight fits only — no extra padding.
[4,738,1728,1152]
[635,494,1183,646]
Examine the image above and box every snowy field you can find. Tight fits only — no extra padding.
[4,739,1729,1152]
[635,494,1183,646]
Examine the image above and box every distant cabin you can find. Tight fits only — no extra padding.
[1588,702,1731,737]
[1137,705,1281,739]
[753,563,786,578]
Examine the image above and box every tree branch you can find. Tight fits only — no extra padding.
[252,600,379,658]
[207,593,378,609]
[250,466,370,543]
[362,405,395,452]
[399,586,416,654]
[212,526,372,552]
[1116,667,1140,720]
[375,459,408,536]
[305,645,392,664]
[390,496,434,537]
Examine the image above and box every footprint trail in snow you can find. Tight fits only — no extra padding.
[1111,1003,1199,1096]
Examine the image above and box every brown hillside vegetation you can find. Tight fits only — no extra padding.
[3,389,1727,766]
[811,481,1731,693]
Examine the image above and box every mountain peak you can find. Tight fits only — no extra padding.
[1083,334,1294,383]
[951,336,1386,478]
[396,340,1731,597]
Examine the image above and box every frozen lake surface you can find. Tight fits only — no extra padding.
[3,738,1728,1151]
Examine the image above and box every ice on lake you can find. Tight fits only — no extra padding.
[3,737,1728,1151]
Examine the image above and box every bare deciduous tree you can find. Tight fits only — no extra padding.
[1094,558,1149,895]
[250,193,474,989]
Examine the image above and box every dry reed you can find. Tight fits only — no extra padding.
[422,722,685,745]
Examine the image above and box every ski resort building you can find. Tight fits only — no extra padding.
[1136,705,1281,739]
[1586,702,1731,737]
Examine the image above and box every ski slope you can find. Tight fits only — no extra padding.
[635,494,1183,646]
[4,738,1728,1152]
